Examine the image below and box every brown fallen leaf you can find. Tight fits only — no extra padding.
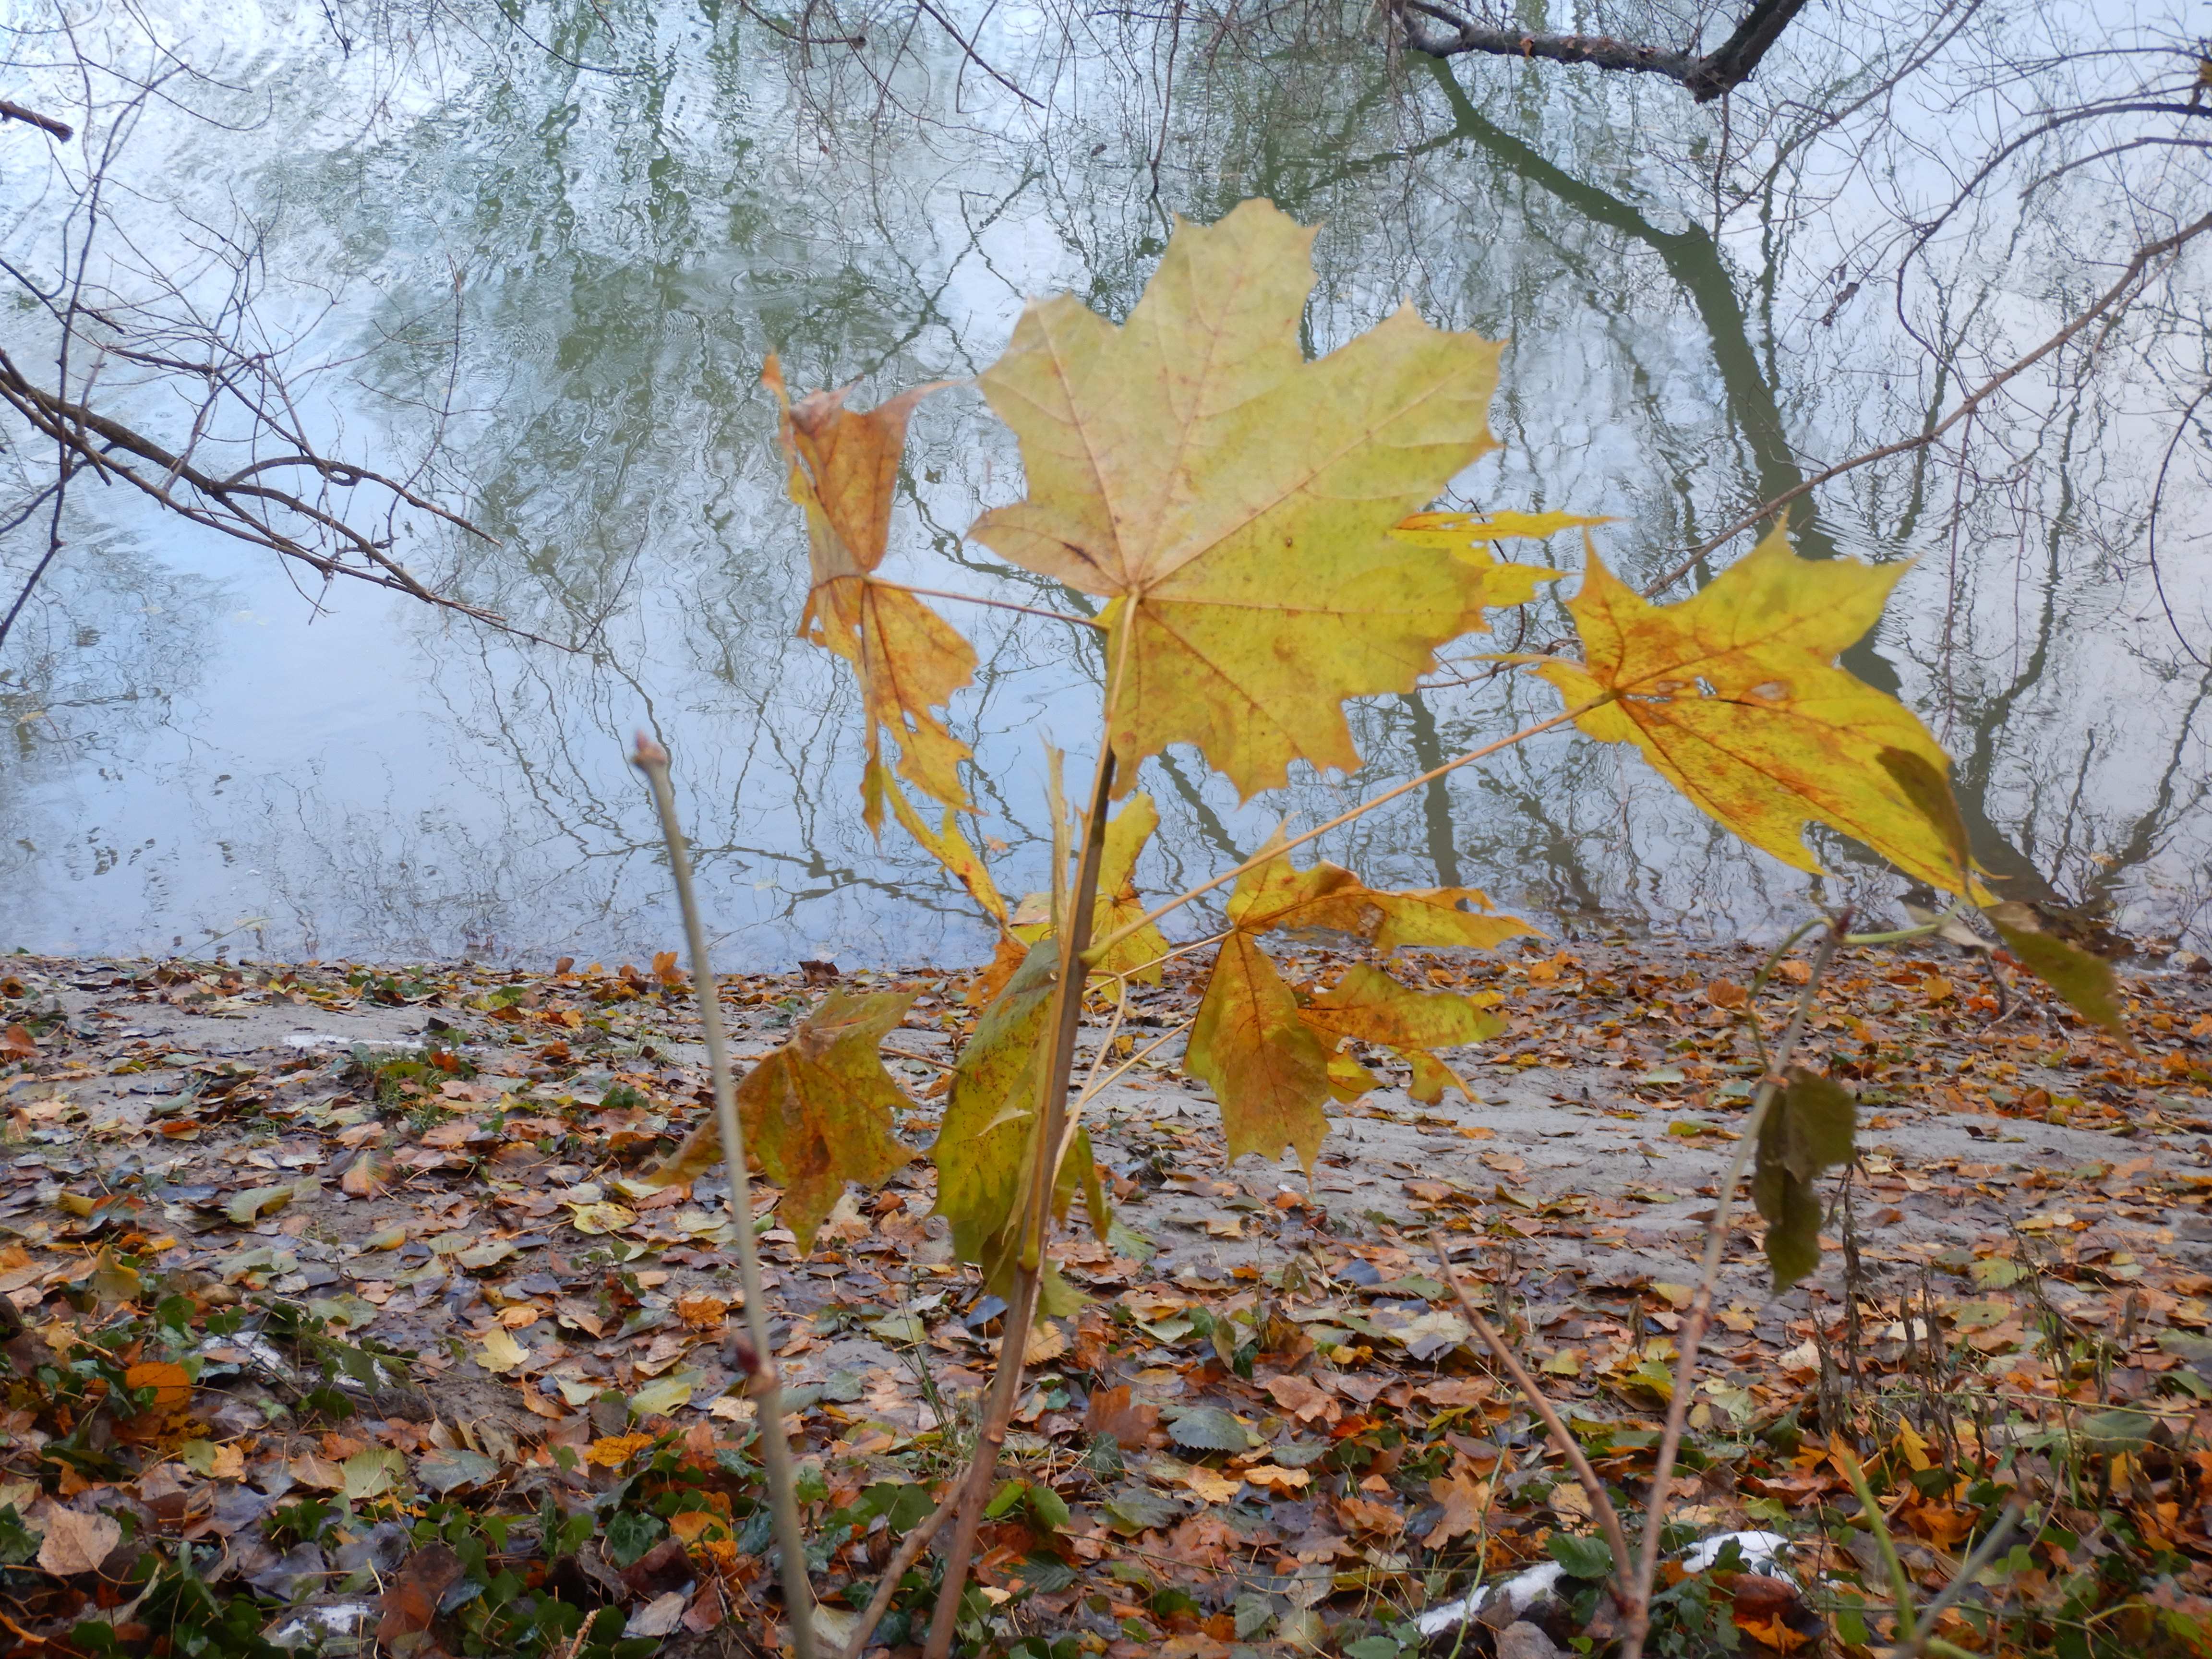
[1423,1469,1491,1548]
[1084,1383,1160,1450]
[37,1506,121,1576]
[1263,1372,1339,1425]
[377,1543,464,1648]
[340,1152,396,1198]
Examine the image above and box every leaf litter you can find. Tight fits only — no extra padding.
[0,940,2207,1656]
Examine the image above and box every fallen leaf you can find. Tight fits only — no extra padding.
[340,1152,396,1197]
[1184,1467,1242,1503]
[627,1589,691,1639]
[565,1201,637,1236]
[123,1360,191,1410]
[1263,1373,1338,1425]
[1423,1470,1491,1547]
[587,1434,656,1469]
[476,1327,530,1375]
[342,1448,406,1502]
[36,1507,121,1575]
[1243,1463,1311,1494]
[1085,1384,1161,1450]
[378,1543,464,1647]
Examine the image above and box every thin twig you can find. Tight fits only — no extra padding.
[877,579,1106,630]
[836,1493,956,1659]
[632,734,817,1659]
[1618,911,1849,1659]
[1431,1230,1636,1608]
[912,0,1044,107]
[1640,212,2212,598]
[1084,702,1595,967]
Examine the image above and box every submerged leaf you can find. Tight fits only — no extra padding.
[970,200,1516,798]
[643,991,917,1251]
[768,357,973,829]
[1538,528,1970,894]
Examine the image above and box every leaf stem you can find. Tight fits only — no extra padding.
[1837,1446,1918,1645]
[1084,701,1596,966]
[876,578,1108,631]
[1430,1230,1637,1611]
[632,734,817,1659]
[1617,909,1848,1659]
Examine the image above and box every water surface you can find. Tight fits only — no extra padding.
[4,0,2207,965]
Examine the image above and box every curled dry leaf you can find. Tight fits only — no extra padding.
[642,990,917,1251]
[1187,831,1528,1166]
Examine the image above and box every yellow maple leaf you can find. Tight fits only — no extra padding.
[767,357,973,831]
[1391,509,1596,610]
[1221,827,1537,951]
[968,200,1513,798]
[1300,964,1504,1105]
[878,760,1007,925]
[1536,528,1969,892]
[1185,837,1528,1165]
[1011,792,1171,984]
[1186,928,1336,1168]
[640,991,916,1250]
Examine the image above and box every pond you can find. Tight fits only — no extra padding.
[4,0,2208,967]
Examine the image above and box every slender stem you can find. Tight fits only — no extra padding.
[922,742,1119,1659]
[1898,1500,2023,1659]
[836,1494,957,1659]
[1084,702,1595,967]
[1071,1017,1194,1109]
[1431,1231,1637,1610]
[1837,1446,1918,1644]
[1618,912,1847,1659]
[632,734,817,1659]
[876,579,1107,631]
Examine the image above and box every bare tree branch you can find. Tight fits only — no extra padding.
[1639,210,2212,597]
[0,98,73,140]
[1394,0,1812,102]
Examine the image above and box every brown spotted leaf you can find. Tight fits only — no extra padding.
[1537,528,1969,893]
